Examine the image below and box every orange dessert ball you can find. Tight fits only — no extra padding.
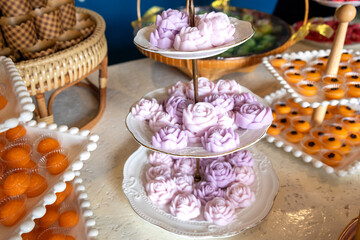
[51,182,73,207]
[321,136,342,150]
[347,83,360,97]
[36,206,59,228]
[275,102,291,114]
[271,109,276,121]
[322,151,343,166]
[2,146,31,168]
[324,87,345,100]
[5,125,26,142]
[290,58,307,68]
[345,73,360,82]
[311,130,325,138]
[285,130,304,143]
[288,110,300,118]
[282,64,299,71]
[338,105,356,117]
[323,76,343,85]
[47,234,75,240]
[340,52,353,62]
[305,69,321,82]
[46,152,69,175]
[37,138,60,155]
[287,97,301,108]
[292,119,312,133]
[346,133,360,146]
[3,171,31,197]
[26,173,48,198]
[327,124,348,140]
[318,55,329,63]
[299,106,314,116]
[275,117,290,128]
[324,110,334,120]
[0,95,7,110]
[338,65,353,75]
[284,71,303,84]
[0,198,26,226]
[267,123,281,136]
[270,56,287,68]
[339,142,351,155]
[342,118,360,132]
[311,61,326,72]
[58,210,79,228]
[23,160,38,171]
[298,83,318,96]
[302,139,322,155]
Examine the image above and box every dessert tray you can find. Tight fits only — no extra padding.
[264,89,360,177]
[134,17,254,59]
[0,121,99,239]
[0,57,35,132]
[312,0,360,7]
[263,49,360,108]
[125,86,270,158]
[122,146,279,238]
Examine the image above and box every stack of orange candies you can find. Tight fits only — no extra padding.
[0,125,70,234]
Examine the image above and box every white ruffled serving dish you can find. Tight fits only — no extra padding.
[125,87,270,158]
[1,121,99,239]
[134,17,254,59]
[263,49,360,108]
[264,88,360,177]
[122,146,279,238]
[0,57,35,132]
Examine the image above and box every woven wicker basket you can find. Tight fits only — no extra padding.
[15,7,107,96]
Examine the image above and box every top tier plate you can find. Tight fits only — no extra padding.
[263,49,360,108]
[134,17,254,60]
[312,0,360,7]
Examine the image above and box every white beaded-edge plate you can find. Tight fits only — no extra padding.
[122,146,279,238]
[312,0,360,7]
[0,57,35,132]
[125,86,271,158]
[134,17,254,60]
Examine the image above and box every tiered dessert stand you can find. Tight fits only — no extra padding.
[123,0,279,237]
[263,4,360,176]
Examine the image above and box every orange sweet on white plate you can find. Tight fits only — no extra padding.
[0,197,26,226]
[45,152,69,175]
[5,125,26,142]
[58,210,79,228]
[37,138,60,155]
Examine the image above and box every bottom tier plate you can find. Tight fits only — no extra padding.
[122,146,279,238]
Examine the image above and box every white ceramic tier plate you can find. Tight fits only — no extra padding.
[263,49,360,108]
[312,0,360,7]
[1,121,99,239]
[0,57,35,132]
[126,86,270,158]
[134,17,254,59]
[264,88,360,177]
[122,146,279,238]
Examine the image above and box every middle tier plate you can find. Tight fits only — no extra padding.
[126,87,270,158]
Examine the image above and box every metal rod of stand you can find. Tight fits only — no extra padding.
[192,59,199,103]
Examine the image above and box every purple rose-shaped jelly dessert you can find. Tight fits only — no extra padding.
[205,160,236,188]
[204,197,236,226]
[152,126,188,150]
[165,95,193,124]
[185,77,216,101]
[217,111,236,130]
[148,151,174,167]
[169,193,201,220]
[150,28,177,49]
[204,94,234,114]
[182,102,218,136]
[168,81,188,97]
[234,166,255,186]
[173,157,197,175]
[194,181,224,205]
[227,150,254,167]
[233,92,258,112]
[215,79,241,95]
[225,183,255,208]
[173,173,194,194]
[145,165,172,181]
[149,111,178,132]
[201,127,240,153]
[235,102,273,130]
[198,12,235,47]
[146,178,177,206]
[173,26,213,51]
[131,98,163,121]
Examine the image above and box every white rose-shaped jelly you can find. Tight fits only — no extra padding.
[146,178,177,206]
[204,197,236,226]
[149,112,178,132]
[198,12,236,47]
[145,165,172,181]
[183,102,218,136]
[185,77,216,101]
[173,173,194,194]
[225,182,255,208]
[148,151,174,167]
[173,26,213,51]
[169,193,201,220]
[131,98,163,121]
[173,157,197,175]
[201,127,240,153]
[152,126,188,150]
[234,166,255,186]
